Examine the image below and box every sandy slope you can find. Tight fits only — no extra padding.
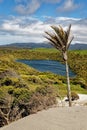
[1,94,87,130]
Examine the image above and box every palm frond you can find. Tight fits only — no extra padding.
[66,24,71,43]
[44,35,62,51]
[45,31,62,48]
[45,24,74,52]
[51,25,68,51]
[67,36,74,49]
[59,25,67,44]
[51,26,64,47]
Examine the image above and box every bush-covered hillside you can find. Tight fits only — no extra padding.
[0,47,87,127]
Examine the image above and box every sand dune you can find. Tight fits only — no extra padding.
[1,94,87,130]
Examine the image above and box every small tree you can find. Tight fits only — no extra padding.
[45,24,74,107]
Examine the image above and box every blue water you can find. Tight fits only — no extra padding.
[17,59,75,77]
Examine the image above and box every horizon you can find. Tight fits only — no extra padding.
[1,42,87,46]
[0,0,87,45]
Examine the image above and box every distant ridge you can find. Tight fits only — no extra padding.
[0,43,52,48]
[69,43,87,50]
[0,43,87,50]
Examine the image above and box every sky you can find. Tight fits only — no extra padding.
[0,0,87,45]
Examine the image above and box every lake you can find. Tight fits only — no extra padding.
[17,59,75,77]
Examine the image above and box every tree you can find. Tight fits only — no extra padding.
[45,24,74,107]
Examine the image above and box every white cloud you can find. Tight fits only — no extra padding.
[0,16,48,44]
[71,23,87,44]
[14,0,61,15]
[57,0,80,12]
[0,16,87,45]
[15,0,40,15]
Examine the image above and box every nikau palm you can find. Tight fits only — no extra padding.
[45,24,74,107]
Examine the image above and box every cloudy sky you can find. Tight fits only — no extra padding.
[0,0,87,45]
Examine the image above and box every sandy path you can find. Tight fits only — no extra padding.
[0,106,87,130]
[1,94,87,130]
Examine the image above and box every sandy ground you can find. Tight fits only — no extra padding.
[58,94,87,107]
[1,94,87,130]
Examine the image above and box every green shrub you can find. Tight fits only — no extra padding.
[28,86,57,114]
[72,77,87,89]
[36,85,56,96]
[1,77,13,86]
[8,86,14,95]
[15,80,28,88]
[28,75,42,84]
[13,88,32,103]
[67,91,79,101]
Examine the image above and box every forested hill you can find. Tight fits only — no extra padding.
[69,43,87,50]
[0,43,87,50]
[0,43,52,48]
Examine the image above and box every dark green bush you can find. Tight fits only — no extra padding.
[72,78,87,89]
[8,86,14,95]
[36,85,56,96]
[1,77,13,86]
[13,88,32,104]
[28,75,42,84]
[67,91,79,101]
[15,81,28,88]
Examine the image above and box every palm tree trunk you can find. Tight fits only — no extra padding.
[65,59,72,107]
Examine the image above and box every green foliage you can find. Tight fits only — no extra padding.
[0,88,4,99]
[69,51,87,82]
[67,91,79,101]
[36,85,57,96]
[0,47,87,127]
[1,77,13,86]
[28,75,42,84]
[8,86,14,95]
[0,48,87,96]
[0,77,28,88]
[13,88,32,103]
[71,77,87,89]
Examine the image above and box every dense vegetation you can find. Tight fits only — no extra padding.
[0,47,87,127]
